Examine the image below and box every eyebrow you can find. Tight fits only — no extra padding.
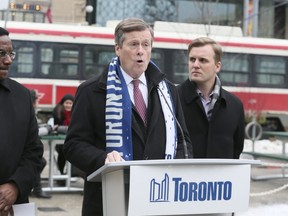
[0,49,13,52]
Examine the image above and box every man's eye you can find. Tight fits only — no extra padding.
[143,42,150,47]
[0,51,6,57]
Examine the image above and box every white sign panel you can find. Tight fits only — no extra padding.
[128,164,250,216]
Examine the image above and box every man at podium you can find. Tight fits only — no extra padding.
[63,18,193,216]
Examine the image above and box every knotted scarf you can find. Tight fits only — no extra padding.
[105,57,177,160]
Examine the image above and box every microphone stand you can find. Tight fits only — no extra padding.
[157,86,189,159]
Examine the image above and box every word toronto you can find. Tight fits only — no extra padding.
[172,178,232,202]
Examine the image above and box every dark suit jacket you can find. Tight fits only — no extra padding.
[64,63,192,216]
[177,79,245,159]
[0,78,43,203]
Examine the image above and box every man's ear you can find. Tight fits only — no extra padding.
[115,43,120,56]
[215,61,221,73]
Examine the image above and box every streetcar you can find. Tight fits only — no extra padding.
[1,20,288,127]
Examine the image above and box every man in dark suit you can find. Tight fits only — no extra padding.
[177,37,245,159]
[0,27,43,215]
[64,18,192,216]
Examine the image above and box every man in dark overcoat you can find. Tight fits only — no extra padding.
[64,18,193,216]
[177,37,245,159]
[0,27,43,215]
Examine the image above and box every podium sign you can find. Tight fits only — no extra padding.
[128,164,250,215]
[87,159,259,216]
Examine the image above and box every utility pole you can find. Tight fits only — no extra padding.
[4,0,11,28]
[86,0,96,25]
[243,0,259,37]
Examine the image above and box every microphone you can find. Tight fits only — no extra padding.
[157,86,189,159]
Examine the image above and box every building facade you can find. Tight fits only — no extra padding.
[0,0,287,39]
[0,0,87,24]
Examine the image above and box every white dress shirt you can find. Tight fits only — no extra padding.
[120,67,148,107]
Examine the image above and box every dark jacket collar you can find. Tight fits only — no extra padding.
[0,78,11,91]
[181,79,199,104]
[181,79,228,106]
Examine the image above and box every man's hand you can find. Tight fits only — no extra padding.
[0,206,14,216]
[0,183,18,216]
[105,151,125,163]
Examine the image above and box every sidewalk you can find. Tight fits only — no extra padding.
[30,179,83,216]
[238,166,288,216]
[29,140,84,216]
[30,194,82,216]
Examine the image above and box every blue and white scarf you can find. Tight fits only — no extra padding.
[105,57,177,160]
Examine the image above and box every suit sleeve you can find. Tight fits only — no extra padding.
[63,84,107,175]
[9,94,43,203]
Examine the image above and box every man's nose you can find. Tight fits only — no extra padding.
[137,45,145,55]
[193,59,200,67]
[3,56,13,64]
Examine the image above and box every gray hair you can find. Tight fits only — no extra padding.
[114,18,154,47]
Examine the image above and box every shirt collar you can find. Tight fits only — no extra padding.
[196,89,213,99]
[120,66,147,86]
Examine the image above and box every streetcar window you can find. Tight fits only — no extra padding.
[220,53,249,86]
[40,44,80,79]
[59,50,79,76]
[151,51,163,68]
[16,47,34,74]
[60,50,79,64]
[98,51,115,64]
[9,41,35,77]
[41,48,53,62]
[83,46,115,79]
[172,50,188,83]
[40,48,53,75]
[255,56,286,87]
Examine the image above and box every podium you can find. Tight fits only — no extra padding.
[88,159,259,216]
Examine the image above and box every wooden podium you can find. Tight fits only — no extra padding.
[88,159,259,216]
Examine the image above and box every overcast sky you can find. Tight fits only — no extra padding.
[0,0,9,10]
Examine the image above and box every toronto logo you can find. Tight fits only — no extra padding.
[149,173,233,203]
[150,173,170,202]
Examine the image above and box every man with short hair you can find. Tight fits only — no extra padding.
[64,18,193,216]
[177,37,245,159]
[0,27,43,215]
